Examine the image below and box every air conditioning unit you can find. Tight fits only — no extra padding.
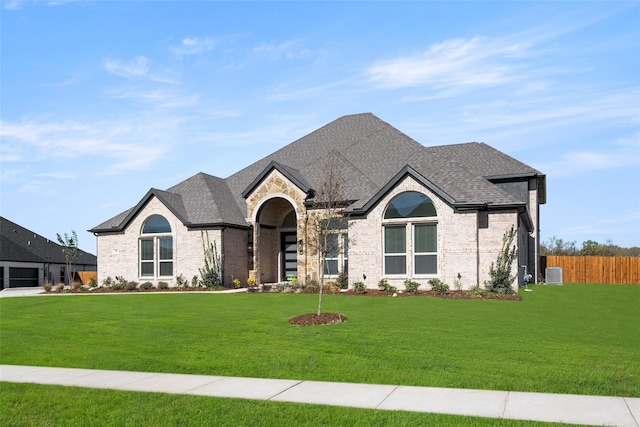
[545,267,563,285]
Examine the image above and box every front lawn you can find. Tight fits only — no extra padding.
[1,284,638,397]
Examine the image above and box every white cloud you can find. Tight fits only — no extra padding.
[253,39,316,60]
[170,37,218,56]
[104,56,150,79]
[365,36,530,90]
[0,117,172,175]
[538,133,640,176]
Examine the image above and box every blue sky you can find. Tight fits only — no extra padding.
[1,1,639,253]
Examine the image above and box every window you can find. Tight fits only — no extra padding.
[323,233,349,276]
[383,192,437,277]
[139,215,173,278]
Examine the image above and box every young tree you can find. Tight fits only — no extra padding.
[56,230,79,286]
[308,150,349,315]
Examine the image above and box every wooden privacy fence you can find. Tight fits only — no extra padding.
[541,256,640,285]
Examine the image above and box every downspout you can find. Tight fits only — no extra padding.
[220,227,226,287]
[476,214,480,286]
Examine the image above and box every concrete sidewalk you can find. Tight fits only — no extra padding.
[2,365,638,426]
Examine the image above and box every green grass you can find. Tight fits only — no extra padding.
[1,284,638,398]
[0,382,582,427]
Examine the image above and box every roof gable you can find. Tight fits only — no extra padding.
[242,161,312,199]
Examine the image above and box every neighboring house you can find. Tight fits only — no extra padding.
[1,217,97,289]
[91,113,546,291]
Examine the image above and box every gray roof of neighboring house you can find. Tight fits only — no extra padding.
[1,217,97,265]
[91,113,545,233]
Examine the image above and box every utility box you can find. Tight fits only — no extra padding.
[545,267,563,285]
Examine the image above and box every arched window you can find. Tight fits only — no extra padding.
[383,192,437,276]
[139,215,173,278]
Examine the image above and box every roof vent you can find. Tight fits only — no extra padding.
[545,267,563,285]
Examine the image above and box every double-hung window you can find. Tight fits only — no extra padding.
[139,215,173,278]
[383,192,438,277]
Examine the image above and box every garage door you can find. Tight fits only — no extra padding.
[9,267,39,287]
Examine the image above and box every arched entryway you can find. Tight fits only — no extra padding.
[254,197,300,283]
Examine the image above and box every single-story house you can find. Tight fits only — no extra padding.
[1,217,97,289]
[90,113,545,291]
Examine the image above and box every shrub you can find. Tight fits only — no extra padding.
[378,279,397,295]
[102,276,115,288]
[158,281,169,290]
[191,275,199,287]
[112,276,128,291]
[176,274,188,288]
[139,281,153,290]
[233,278,241,288]
[484,226,517,294]
[247,277,256,287]
[336,272,348,289]
[352,281,366,293]
[428,278,449,295]
[125,281,138,291]
[306,284,318,293]
[469,283,485,298]
[87,277,97,288]
[323,283,340,294]
[404,279,421,293]
[70,281,82,291]
[43,282,52,292]
[54,282,65,292]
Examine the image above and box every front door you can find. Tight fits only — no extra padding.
[281,233,298,281]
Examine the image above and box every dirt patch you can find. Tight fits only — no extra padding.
[289,312,348,326]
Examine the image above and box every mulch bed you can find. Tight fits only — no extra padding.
[289,312,348,326]
[338,289,521,300]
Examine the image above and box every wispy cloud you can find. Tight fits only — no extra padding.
[170,37,218,56]
[0,117,172,175]
[537,133,640,176]
[252,39,317,60]
[104,56,150,79]
[365,36,530,90]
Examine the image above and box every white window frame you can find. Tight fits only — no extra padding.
[139,215,174,279]
[323,232,348,277]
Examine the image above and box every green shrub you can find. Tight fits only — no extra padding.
[484,226,517,294]
[404,279,421,293]
[176,274,188,288]
[469,283,485,298]
[125,281,138,291]
[87,277,97,288]
[102,276,115,288]
[428,278,449,295]
[336,272,348,289]
[111,276,128,291]
[139,281,153,290]
[378,279,397,294]
[352,281,366,293]
[158,281,169,290]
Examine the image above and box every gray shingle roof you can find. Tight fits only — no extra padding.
[2,217,97,265]
[91,113,544,233]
